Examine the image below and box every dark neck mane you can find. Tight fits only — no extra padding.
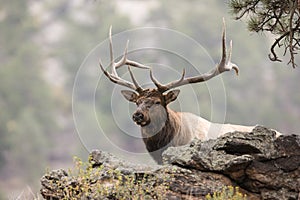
[141,108,180,153]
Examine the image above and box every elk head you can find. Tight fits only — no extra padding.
[99,19,239,129]
[120,89,180,128]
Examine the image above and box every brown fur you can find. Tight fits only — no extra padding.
[141,108,180,164]
[122,89,257,164]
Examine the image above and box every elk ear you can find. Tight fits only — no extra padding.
[164,89,180,104]
[121,90,138,102]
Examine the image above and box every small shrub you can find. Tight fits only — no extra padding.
[57,156,170,199]
[205,186,247,200]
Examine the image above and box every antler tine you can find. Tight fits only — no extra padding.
[217,18,239,74]
[228,40,232,63]
[215,18,239,75]
[220,18,227,66]
[109,26,117,76]
[162,69,186,91]
[115,39,150,70]
[99,60,137,90]
[150,69,166,90]
[148,18,239,92]
[115,40,129,69]
[99,26,150,92]
[227,40,239,75]
[150,68,186,92]
[128,66,143,92]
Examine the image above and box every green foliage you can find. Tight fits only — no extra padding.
[55,157,170,200]
[53,158,248,200]
[206,186,247,200]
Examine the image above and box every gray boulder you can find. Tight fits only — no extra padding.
[40,126,299,200]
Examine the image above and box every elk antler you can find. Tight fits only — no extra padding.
[99,26,149,93]
[150,18,239,92]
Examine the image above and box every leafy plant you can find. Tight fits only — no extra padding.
[54,156,170,200]
[206,186,247,200]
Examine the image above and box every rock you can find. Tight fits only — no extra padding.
[40,169,69,200]
[90,149,156,172]
[40,126,299,200]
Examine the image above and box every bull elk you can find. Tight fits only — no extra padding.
[99,20,255,164]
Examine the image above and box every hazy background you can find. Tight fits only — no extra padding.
[1,0,299,199]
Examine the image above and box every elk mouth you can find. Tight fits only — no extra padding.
[133,118,150,127]
[134,120,150,127]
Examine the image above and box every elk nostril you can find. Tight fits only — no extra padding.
[133,112,144,122]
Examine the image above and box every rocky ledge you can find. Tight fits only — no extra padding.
[40,126,300,200]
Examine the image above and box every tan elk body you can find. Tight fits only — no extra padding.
[99,21,255,163]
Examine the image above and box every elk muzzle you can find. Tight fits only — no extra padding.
[133,112,144,123]
[132,110,149,126]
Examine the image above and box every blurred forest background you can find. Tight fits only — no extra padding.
[1,0,299,199]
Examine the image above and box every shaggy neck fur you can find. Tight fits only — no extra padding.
[141,108,182,163]
[139,104,258,164]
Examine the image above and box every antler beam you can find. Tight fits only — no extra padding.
[150,18,239,92]
[99,26,149,92]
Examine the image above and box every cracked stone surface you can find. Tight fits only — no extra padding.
[40,126,299,200]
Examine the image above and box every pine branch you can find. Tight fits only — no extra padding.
[229,0,300,68]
